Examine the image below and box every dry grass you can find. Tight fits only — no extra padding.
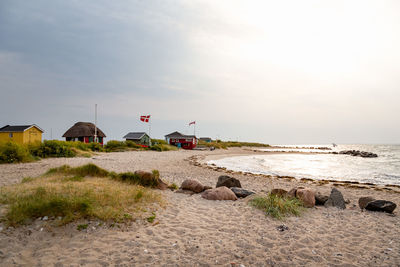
[0,168,163,226]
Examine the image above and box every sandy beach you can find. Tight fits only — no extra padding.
[0,148,399,266]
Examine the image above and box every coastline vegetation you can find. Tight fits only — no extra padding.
[0,163,164,226]
[249,194,304,220]
[0,139,177,164]
[199,140,270,149]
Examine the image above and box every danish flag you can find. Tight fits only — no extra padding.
[140,115,150,122]
[189,121,196,126]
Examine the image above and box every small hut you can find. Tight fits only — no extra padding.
[123,132,151,146]
[62,122,106,144]
[165,131,197,150]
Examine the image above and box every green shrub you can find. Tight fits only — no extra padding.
[150,144,177,152]
[86,142,105,152]
[249,194,304,220]
[151,139,167,145]
[104,140,128,152]
[125,141,142,149]
[29,140,76,158]
[0,142,33,163]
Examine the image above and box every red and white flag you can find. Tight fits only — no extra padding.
[189,121,196,126]
[140,115,150,123]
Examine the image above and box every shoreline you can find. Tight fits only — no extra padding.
[0,147,399,266]
[196,149,400,191]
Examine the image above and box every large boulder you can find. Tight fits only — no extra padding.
[324,188,346,209]
[216,175,241,188]
[201,186,238,201]
[315,192,329,205]
[231,187,255,198]
[180,179,208,193]
[365,200,397,213]
[358,197,375,210]
[296,188,315,208]
[271,189,288,197]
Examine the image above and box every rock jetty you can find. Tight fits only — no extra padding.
[338,150,378,158]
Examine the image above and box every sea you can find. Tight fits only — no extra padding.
[207,144,400,186]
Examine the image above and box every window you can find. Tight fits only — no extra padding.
[89,136,94,143]
[9,133,13,138]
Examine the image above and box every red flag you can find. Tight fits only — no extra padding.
[140,115,150,122]
[189,121,195,126]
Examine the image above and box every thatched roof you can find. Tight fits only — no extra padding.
[62,122,106,138]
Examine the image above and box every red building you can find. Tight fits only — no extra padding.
[165,131,197,150]
[62,122,106,145]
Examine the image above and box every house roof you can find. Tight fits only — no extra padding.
[123,132,148,140]
[200,137,212,141]
[62,122,106,138]
[0,124,44,133]
[165,131,196,139]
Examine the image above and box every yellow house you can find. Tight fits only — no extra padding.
[0,125,44,144]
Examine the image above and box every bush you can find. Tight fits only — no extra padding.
[0,142,33,163]
[249,194,304,220]
[150,144,177,152]
[104,140,128,152]
[29,140,76,158]
[125,140,144,149]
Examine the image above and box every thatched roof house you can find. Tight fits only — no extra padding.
[62,122,106,144]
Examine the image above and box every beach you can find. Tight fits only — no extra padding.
[0,148,399,266]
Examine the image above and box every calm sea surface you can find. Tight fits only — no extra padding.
[208,144,400,186]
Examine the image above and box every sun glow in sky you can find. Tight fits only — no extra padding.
[0,0,399,143]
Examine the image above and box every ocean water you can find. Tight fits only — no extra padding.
[208,144,400,186]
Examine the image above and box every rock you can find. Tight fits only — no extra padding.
[181,179,207,193]
[358,197,375,209]
[42,216,48,221]
[287,187,304,198]
[365,200,397,213]
[296,188,315,208]
[276,225,289,232]
[324,188,346,209]
[216,175,241,188]
[338,150,378,158]
[315,192,329,205]
[156,179,168,190]
[201,186,238,201]
[231,187,255,198]
[271,189,288,197]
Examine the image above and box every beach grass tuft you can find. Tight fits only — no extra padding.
[249,194,304,220]
[0,169,163,226]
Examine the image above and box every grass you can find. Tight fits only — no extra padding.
[0,141,34,163]
[146,212,156,223]
[168,183,178,190]
[249,194,304,220]
[198,140,270,149]
[0,165,163,226]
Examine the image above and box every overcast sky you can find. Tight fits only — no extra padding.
[0,0,399,144]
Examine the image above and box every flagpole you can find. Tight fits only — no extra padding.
[149,116,152,146]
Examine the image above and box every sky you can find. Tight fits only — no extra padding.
[0,0,399,144]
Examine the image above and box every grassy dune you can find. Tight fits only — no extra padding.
[0,164,164,226]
